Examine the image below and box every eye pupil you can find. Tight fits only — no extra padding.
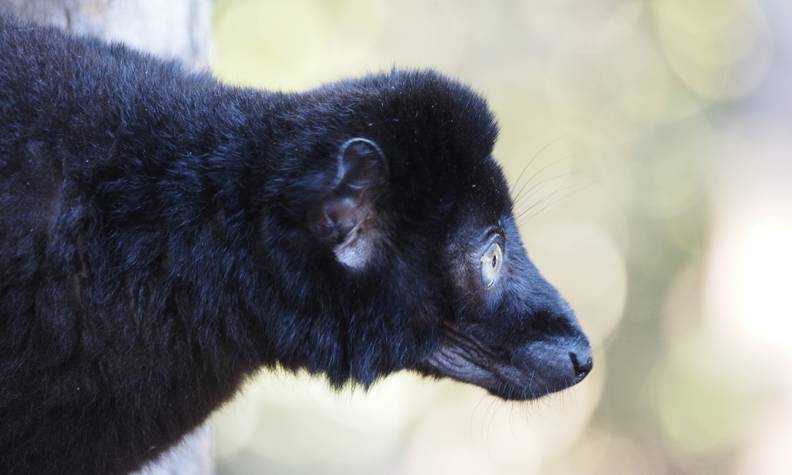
[491,254,497,268]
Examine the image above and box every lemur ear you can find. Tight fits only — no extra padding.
[308,137,387,248]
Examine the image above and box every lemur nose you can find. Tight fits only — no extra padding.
[569,349,593,380]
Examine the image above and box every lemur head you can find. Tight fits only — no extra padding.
[268,70,591,400]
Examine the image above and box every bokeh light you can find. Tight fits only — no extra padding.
[211,1,792,473]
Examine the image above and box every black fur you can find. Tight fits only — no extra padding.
[0,16,591,474]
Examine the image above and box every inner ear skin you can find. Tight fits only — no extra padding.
[311,195,366,245]
[308,137,389,269]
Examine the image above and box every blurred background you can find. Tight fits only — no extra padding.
[8,0,788,473]
[208,1,792,474]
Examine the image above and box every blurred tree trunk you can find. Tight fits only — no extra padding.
[0,0,215,474]
[0,0,212,71]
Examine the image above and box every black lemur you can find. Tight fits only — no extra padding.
[0,15,592,475]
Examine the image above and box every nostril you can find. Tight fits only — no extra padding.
[569,351,593,380]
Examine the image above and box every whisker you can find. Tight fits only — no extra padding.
[512,155,571,205]
[517,183,590,222]
[513,172,573,209]
[515,183,578,220]
[471,393,488,437]
[509,162,531,197]
[508,138,563,199]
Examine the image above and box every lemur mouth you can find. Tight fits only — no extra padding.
[418,348,577,401]
[416,323,591,401]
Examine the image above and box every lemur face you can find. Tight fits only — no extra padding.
[308,138,590,400]
[284,71,591,399]
[418,159,592,400]
[298,127,590,400]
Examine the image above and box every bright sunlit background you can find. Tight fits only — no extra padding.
[209,1,792,474]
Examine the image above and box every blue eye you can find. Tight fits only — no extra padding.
[480,242,503,288]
